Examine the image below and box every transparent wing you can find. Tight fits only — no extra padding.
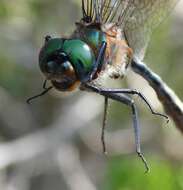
[81,0,179,60]
[81,0,123,23]
[124,0,179,60]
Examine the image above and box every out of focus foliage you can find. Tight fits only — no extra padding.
[0,1,183,190]
[104,158,183,190]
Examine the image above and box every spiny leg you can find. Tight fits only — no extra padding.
[26,80,53,104]
[131,102,150,173]
[100,88,169,121]
[102,96,109,154]
[84,84,168,121]
[82,83,150,172]
[103,93,149,172]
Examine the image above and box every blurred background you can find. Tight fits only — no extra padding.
[0,0,183,190]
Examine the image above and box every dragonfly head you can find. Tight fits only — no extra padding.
[39,36,95,91]
[39,36,78,91]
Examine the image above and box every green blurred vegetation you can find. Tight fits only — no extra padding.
[103,157,183,190]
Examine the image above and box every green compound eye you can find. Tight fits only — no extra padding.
[62,39,96,81]
[39,38,65,74]
[39,38,96,82]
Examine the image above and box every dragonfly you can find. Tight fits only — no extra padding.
[27,0,179,172]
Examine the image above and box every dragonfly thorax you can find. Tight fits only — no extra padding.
[73,24,132,80]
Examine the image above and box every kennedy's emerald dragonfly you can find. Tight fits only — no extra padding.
[27,0,179,172]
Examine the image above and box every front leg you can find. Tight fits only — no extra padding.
[83,83,168,121]
[26,80,53,104]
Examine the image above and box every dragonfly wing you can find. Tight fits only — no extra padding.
[124,0,179,60]
[81,1,179,60]
[81,0,122,23]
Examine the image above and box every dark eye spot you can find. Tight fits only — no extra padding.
[77,59,84,69]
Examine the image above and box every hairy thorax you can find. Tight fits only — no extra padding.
[72,22,133,81]
[102,24,133,79]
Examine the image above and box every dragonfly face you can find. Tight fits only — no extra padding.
[39,36,96,91]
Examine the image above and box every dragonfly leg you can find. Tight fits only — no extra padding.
[84,84,168,121]
[101,89,168,121]
[87,41,107,81]
[131,102,150,173]
[102,96,109,154]
[43,79,49,89]
[82,83,149,172]
[26,80,53,104]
